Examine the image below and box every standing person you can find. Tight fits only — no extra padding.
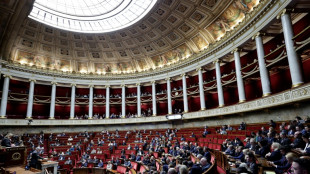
[30,147,43,169]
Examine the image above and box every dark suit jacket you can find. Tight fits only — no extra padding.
[266,150,282,161]
[1,138,11,147]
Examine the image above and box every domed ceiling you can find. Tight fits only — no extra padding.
[8,0,260,75]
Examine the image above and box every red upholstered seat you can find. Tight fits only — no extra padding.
[139,165,146,173]
[87,163,94,168]
[117,165,128,174]
[131,162,138,170]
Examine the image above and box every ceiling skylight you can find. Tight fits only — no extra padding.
[28,0,157,33]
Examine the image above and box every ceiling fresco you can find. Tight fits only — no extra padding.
[8,0,260,75]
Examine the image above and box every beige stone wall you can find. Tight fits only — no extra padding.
[1,102,308,135]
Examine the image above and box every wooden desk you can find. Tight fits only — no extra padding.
[41,161,58,174]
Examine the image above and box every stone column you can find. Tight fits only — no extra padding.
[233,48,246,102]
[70,84,76,119]
[151,81,157,116]
[121,85,126,118]
[279,9,304,87]
[0,75,11,118]
[166,78,172,114]
[197,68,206,110]
[214,59,225,107]
[254,32,272,96]
[181,74,189,113]
[49,82,57,119]
[88,85,93,119]
[105,85,110,118]
[26,79,35,119]
[137,83,141,117]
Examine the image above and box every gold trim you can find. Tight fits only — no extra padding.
[292,83,303,88]
[219,104,225,108]
[183,111,188,113]
[88,117,93,119]
[239,100,246,103]
[69,118,75,120]
[262,93,271,97]
[0,116,6,119]
[48,117,55,119]
[200,108,206,111]
[25,117,32,120]
[152,114,157,117]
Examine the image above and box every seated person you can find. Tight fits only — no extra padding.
[106,161,113,170]
[97,159,104,168]
[59,152,66,161]
[64,157,72,165]
[269,152,298,174]
[255,140,269,157]
[81,159,88,168]
[232,146,245,161]
[295,134,310,155]
[237,152,258,174]
[124,158,132,168]
[224,145,235,156]
[265,142,282,161]
[200,157,211,173]
[291,158,310,174]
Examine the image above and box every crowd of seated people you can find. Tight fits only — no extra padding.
[221,117,310,174]
[74,113,106,119]
[1,116,310,174]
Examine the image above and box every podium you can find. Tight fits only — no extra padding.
[0,146,26,167]
[41,161,58,174]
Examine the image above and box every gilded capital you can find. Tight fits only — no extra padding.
[231,48,240,54]
[71,83,76,87]
[3,74,12,79]
[165,77,170,81]
[196,67,202,72]
[51,81,57,85]
[277,8,294,19]
[105,85,110,88]
[213,59,221,64]
[136,83,141,86]
[88,84,94,88]
[180,73,186,77]
[151,81,156,84]
[121,84,126,87]
[29,79,36,83]
[252,32,265,40]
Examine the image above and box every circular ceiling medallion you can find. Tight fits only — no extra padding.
[29,0,158,33]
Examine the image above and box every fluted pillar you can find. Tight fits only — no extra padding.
[166,78,172,114]
[0,75,11,118]
[181,74,189,113]
[233,49,246,102]
[279,9,304,87]
[105,85,110,118]
[197,68,206,110]
[121,85,126,118]
[70,84,76,119]
[151,81,157,116]
[214,59,225,107]
[26,79,35,119]
[49,82,57,119]
[137,83,141,117]
[254,32,272,97]
[88,85,93,119]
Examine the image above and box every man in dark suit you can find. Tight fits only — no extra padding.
[30,148,43,169]
[1,133,13,147]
